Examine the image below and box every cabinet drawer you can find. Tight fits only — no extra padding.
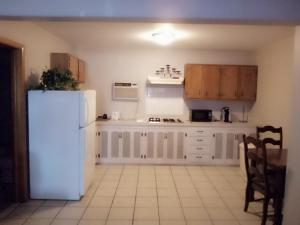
[185,137,212,146]
[186,129,211,137]
[186,153,211,162]
[185,145,210,154]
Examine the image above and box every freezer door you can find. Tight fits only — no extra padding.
[80,90,96,128]
[79,122,96,196]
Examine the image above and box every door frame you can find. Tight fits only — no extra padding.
[0,36,28,202]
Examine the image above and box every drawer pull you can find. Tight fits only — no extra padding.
[196,131,204,133]
[195,156,203,159]
[196,147,203,150]
[197,139,203,142]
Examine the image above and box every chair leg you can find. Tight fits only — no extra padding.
[261,196,270,225]
[244,185,253,212]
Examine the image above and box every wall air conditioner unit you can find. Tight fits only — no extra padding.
[112,82,139,101]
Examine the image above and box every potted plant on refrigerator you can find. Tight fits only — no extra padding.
[34,67,79,90]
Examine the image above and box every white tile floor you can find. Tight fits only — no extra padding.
[0,165,274,225]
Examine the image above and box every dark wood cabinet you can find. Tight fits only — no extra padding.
[238,66,258,100]
[50,53,85,83]
[184,64,257,101]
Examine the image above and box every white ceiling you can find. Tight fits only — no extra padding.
[36,21,294,51]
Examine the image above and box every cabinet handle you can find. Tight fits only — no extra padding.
[144,154,146,158]
[141,133,143,137]
[212,155,215,160]
[184,155,187,159]
[144,132,147,136]
[196,147,203,150]
[141,155,143,158]
[197,139,203,142]
[195,156,203,159]
[185,133,187,137]
[213,134,216,138]
[196,130,204,133]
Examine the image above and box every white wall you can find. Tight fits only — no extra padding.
[283,26,300,225]
[250,36,294,147]
[75,48,255,120]
[0,21,72,85]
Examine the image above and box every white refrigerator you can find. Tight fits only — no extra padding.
[28,90,96,200]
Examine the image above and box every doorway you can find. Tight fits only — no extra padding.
[0,37,28,209]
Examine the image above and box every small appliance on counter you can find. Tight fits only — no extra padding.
[97,114,110,121]
[112,111,121,120]
[220,107,232,123]
[191,109,212,122]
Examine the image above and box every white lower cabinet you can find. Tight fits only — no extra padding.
[133,130,155,160]
[184,128,214,164]
[212,128,255,165]
[96,125,255,165]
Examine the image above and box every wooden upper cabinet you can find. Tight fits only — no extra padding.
[50,53,85,83]
[201,65,220,99]
[68,55,79,80]
[238,66,258,100]
[184,64,220,99]
[219,65,239,100]
[184,64,257,101]
[184,64,204,98]
[78,59,85,83]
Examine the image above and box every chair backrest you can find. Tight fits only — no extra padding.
[243,135,270,192]
[256,125,283,149]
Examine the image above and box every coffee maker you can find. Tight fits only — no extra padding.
[220,107,231,123]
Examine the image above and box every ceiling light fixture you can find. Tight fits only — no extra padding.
[151,31,175,46]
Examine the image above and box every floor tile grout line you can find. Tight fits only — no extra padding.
[184,166,214,225]
[104,164,125,225]
[131,165,140,225]
[17,201,46,225]
[205,166,244,225]
[169,165,187,225]
[154,165,162,225]
[48,166,109,225]
[75,166,109,225]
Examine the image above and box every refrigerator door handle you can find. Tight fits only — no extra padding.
[80,97,89,128]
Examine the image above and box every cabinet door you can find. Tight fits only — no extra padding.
[146,132,154,159]
[156,132,164,159]
[100,131,108,158]
[184,64,204,98]
[201,65,220,99]
[166,132,174,159]
[133,132,142,159]
[69,55,79,80]
[78,59,85,83]
[238,66,258,100]
[176,132,185,160]
[111,132,121,158]
[226,133,235,159]
[122,132,131,158]
[214,133,224,159]
[219,65,239,99]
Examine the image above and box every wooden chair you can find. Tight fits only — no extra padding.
[243,135,279,225]
[256,125,283,149]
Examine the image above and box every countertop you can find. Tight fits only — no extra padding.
[96,119,255,128]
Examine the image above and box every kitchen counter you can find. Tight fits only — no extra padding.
[96,119,255,128]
